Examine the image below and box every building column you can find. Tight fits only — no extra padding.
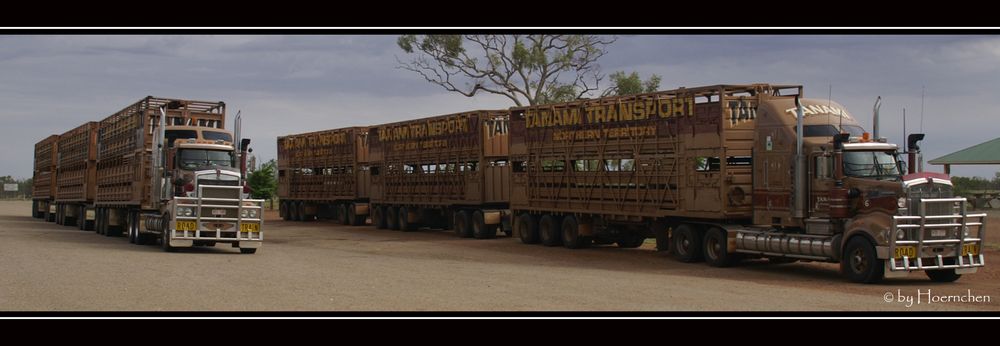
[944,164,951,175]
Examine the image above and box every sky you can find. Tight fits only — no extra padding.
[2,34,999,180]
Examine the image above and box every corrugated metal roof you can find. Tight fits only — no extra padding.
[929,137,1000,165]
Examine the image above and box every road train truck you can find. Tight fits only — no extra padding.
[82,96,263,253]
[508,83,986,283]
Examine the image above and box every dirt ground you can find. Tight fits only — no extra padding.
[0,200,996,312]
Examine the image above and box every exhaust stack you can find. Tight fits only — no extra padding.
[907,133,925,174]
[872,96,881,139]
[792,96,805,219]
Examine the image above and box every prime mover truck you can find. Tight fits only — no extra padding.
[508,83,986,283]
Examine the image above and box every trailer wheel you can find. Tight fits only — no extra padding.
[539,214,562,247]
[516,213,539,244]
[925,259,962,282]
[337,204,349,225]
[704,227,739,267]
[453,210,473,238]
[472,210,494,239]
[127,211,137,244]
[841,236,884,284]
[671,224,703,262]
[373,206,387,229]
[280,201,291,221]
[561,215,590,249]
[240,248,257,254]
[293,202,304,221]
[77,206,85,230]
[348,203,364,226]
[31,200,39,218]
[399,207,418,231]
[96,208,105,235]
[386,206,400,230]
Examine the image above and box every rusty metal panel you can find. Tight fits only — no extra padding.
[55,122,99,202]
[277,126,369,202]
[509,84,797,220]
[368,110,509,206]
[32,135,59,200]
[96,97,226,207]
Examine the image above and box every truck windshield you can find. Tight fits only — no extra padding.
[843,151,900,180]
[178,149,233,170]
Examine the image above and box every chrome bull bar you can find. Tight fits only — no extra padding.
[173,185,264,242]
[889,197,986,271]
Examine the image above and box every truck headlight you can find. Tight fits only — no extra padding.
[178,207,193,217]
[895,229,905,240]
[248,209,257,218]
[963,226,970,238]
[897,197,907,208]
[240,210,248,218]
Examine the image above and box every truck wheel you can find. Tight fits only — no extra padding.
[617,232,645,248]
[161,215,177,253]
[516,213,539,244]
[386,206,400,230]
[281,202,291,221]
[31,200,39,218]
[77,206,85,230]
[240,248,257,254]
[293,202,304,221]
[561,215,590,249]
[348,203,364,226]
[704,227,739,267]
[127,211,137,244]
[926,259,962,282]
[338,204,349,225]
[671,224,703,262]
[539,214,562,247]
[399,207,418,231]
[841,236,884,284]
[373,206,387,229]
[96,208,105,235]
[472,210,493,239]
[453,210,472,238]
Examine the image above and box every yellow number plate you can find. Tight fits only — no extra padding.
[240,223,259,232]
[894,246,916,259]
[176,221,197,231]
[962,244,979,256]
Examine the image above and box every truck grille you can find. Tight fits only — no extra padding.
[199,179,240,187]
[906,183,953,217]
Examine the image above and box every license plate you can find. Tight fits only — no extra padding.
[962,244,979,256]
[894,246,916,259]
[240,223,259,233]
[176,221,197,231]
[931,229,946,237]
[212,209,227,217]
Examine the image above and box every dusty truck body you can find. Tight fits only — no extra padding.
[53,122,99,230]
[31,135,59,221]
[368,110,512,238]
[509,83,986,283]
[277,127,372,225]
[93,96,263,253]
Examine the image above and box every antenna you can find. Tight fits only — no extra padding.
[903,108,907,153]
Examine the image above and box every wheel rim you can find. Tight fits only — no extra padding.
[677,233,689,256]
[707,236,719,260]
[851,248,867,273]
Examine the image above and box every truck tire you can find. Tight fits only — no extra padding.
[293,202,304,221]
[453,210,472,238]
[127,211,137,244]
[617,232,645,248]
[387,206,400,230]
[240,248,257,254]
[55,205,63,225]
[925,259,962,282]
[281,201,291,221]
[516,213,539,244]
[32,200,39,218]
[539,214,562,247]
[161,215,178,253]
[399,207,418,231]
[348,203,364,226]
[472,210,494,239]
[373,206,387,229]
[671,224,703,262]
[338,204,349,225]
[96,208,105,235]
[704,227,739,267]
[77,206,86,230]
[841,236,884,284]
[561,215,590,249]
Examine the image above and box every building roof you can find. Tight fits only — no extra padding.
[929,137,1000,165]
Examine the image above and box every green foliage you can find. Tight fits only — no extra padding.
[397,35,616,106]
[603,71,662,96]
[951,174,1000,197]
[248,159,277,200]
